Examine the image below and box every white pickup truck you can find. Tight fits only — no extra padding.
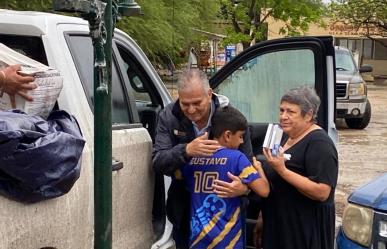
[0,9,337,249]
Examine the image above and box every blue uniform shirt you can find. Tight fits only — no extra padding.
[182,147,259,249]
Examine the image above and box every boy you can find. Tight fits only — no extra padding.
[181,106,269,249]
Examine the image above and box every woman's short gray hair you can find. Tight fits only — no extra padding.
[177,69,210,92]
[281,86,321,122]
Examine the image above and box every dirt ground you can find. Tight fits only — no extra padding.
[335,82,387,223]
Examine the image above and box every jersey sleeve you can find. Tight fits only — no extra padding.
[305,138,338,188]
[236,152,259,184]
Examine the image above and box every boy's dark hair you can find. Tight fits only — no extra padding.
[211,106,248,138]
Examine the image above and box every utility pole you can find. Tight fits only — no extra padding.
[52,1,141,248]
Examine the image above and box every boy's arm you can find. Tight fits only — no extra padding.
[247,157,270,197]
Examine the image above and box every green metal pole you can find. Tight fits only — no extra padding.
[52,1,140,249]
[94,1,112,248]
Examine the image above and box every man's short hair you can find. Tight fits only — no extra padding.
[211,106,248,138]
[177,68,210,92]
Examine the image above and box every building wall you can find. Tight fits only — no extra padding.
[267,17,387,78]
[364,59,386,77]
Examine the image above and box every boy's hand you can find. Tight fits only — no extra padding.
[213,172,248,198]
[252,157,263,171]
[186,132,221,157]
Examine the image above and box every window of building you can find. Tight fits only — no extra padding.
[348,39,355,51]
[356,40,362,52]
[362,39,373,59]
[374,39,387,60]
[339,39,348,48]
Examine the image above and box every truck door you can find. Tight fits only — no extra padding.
[65,33,157,248]
[209,36,337,248]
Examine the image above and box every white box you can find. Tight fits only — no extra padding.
[262,123,283,156]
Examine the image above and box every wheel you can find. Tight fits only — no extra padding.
[345,99,371,129]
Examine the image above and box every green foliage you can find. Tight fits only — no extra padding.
[0,0,221,66]
[219,0,325,46]
[117,0,221,65]
[329,0,387,35]
[0,0,52,12]
[222,28,251,45]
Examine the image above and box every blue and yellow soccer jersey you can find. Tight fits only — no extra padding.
[182,147,259,249]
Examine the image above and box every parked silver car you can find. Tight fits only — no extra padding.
[335,46,373,129]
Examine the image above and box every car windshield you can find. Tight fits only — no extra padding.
[335,49,356,72]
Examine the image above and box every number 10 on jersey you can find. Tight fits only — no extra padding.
[193,171,219,193]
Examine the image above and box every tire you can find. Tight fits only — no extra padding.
[345,99,371,129]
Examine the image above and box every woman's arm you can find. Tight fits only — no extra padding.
[263,147,331,202]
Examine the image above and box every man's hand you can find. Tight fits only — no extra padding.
[213,172,248,198]
[1,65,37,107]
[186,132,221,157]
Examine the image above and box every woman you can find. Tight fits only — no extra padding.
[261,86,338,249]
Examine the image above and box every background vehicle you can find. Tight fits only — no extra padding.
[336,173,387,249]
[335,46,373,129]
[0,9,337,249]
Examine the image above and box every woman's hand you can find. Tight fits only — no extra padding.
[263,147,331,201]
[262,147,287,175]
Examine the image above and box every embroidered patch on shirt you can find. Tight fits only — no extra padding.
[173,129,187,136]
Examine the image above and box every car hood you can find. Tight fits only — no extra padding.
[349,173,387,211]
[336,70,363,83]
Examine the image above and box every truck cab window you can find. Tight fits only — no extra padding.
[115,43,162,140]
[216,49,316,123]
[116,45,152,104]
[66,34,130,124]
[0,35,48,65]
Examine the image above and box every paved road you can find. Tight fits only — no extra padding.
[335,83,387,224]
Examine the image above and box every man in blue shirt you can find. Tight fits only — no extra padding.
[152,69,253,248]
[182,106,269,248]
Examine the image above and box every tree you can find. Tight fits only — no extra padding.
[329,0,387,38]
[0,0,52,12]
[218,0,325,48]
[0,0,221,65]
[118,0,220,65]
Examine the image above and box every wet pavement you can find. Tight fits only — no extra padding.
[335,83,387,223]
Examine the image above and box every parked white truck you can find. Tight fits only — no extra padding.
[0,9,337,249]
[0,9,174,249]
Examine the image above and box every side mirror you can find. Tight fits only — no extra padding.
[359,64,373,73]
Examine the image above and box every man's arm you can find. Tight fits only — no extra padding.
[152,104,221,176]
[152,108,189,176]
